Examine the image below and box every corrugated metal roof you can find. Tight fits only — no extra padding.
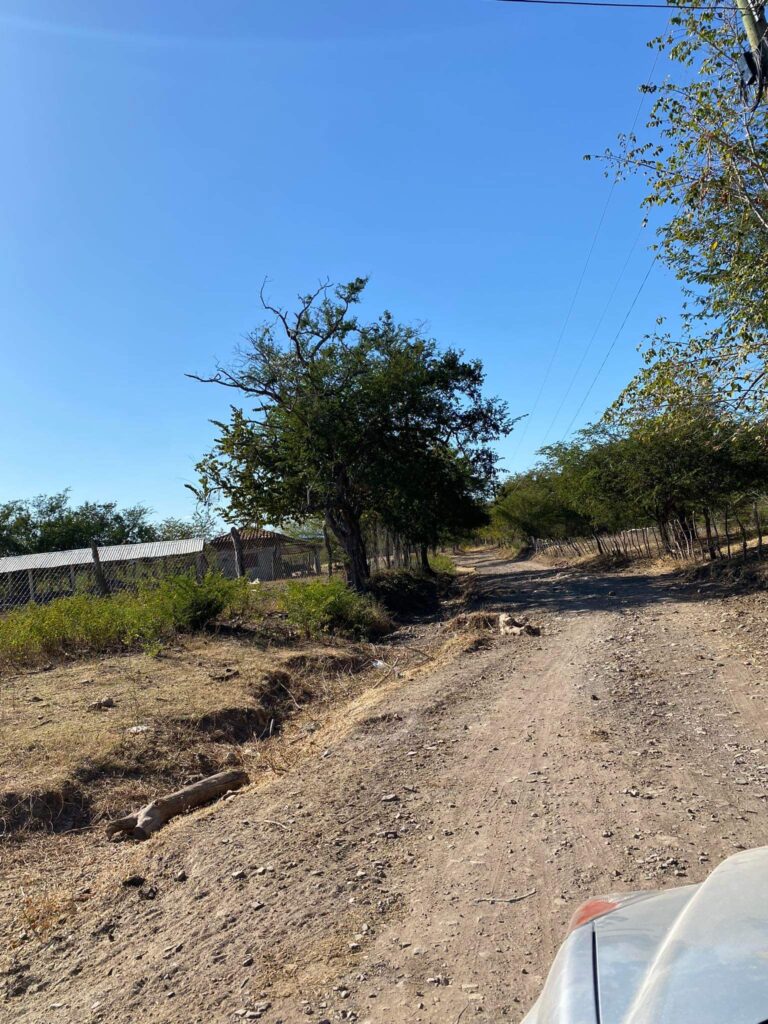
[210,528,319,549]
[0,538,205,575]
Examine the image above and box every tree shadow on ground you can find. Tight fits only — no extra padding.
[461,551,762,616]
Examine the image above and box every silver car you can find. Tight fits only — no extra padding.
[523,846,768,1023]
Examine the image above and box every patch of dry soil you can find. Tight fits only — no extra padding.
[5,552,768,1023]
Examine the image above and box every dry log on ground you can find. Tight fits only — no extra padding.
[106,769,249,840]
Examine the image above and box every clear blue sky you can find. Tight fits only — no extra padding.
[1,0,683,520]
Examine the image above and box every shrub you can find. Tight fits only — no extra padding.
[152,572,239,631]
[281,578,391,639]
[0,572,260,667]
[428,553,456,575]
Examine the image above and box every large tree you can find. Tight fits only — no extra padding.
[190,279,511,590]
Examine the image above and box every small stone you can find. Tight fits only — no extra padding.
[381,794,399,803]
[89,696,116,711]
[174,870,188,882]
[232,869,247,880]
[121,874,145,888]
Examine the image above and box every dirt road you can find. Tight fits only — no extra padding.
[6,552,768,1023]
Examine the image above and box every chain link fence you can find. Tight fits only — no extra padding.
[0,523,439,613]
[0,540,207,611]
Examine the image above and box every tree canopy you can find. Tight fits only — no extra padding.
[191,278,511,589]
[0,492,157,556]
[492,404,768,557]
[600,5,768,417]
[0,492,212,556]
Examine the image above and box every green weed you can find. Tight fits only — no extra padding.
[428,552,456,575]
[0,573,259,668]
[281,578,391,639]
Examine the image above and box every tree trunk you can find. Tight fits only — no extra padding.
[419,543,435,575]
[326,509,369,591]
[755,503,763,559]
[657,519,673,556]
[230,526,245,578]
[711,515,724,559]
[703,508,718,561]
[735,515,748,561]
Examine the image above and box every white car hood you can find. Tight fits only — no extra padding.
[603,846,768,1024]
[524,846,768,1024]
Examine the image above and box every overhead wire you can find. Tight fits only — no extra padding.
[537,39,664,445]
[509,33,662,461]
[495,0,735,9]
[507,171,618,460]
[559,253,658,436]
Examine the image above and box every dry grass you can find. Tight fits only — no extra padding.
[0,627,382,834]
[0,577,485,963]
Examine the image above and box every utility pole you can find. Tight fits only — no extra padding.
[736,0,768,103]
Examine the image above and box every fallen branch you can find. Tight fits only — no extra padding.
[474,889,536,905]
[106,769,249,841]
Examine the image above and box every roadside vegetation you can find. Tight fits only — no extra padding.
[0,573,256,668]
[491,406,768,560]
[281,578,392,638]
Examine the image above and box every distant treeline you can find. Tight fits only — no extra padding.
[491,406,768,560]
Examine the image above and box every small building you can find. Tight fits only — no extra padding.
[209,527,321,581]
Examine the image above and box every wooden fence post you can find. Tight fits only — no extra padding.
[323,523,334,578]
[90,541,110,597]
[754,503,763,559]
[230,527,245,578]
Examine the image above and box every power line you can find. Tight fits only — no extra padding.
[538,41,662,445]
[559,253,659,438]
[539,223,645,443]
[510,34,662,460]
[508,179,617,460]
[496,0,735,10]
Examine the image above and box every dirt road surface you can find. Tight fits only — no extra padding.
[6,551,768,1023]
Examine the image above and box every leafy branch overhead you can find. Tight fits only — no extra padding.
[189,278,513,590]
[596,3,768,418]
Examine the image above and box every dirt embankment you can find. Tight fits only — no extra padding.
[4,552,768,1023]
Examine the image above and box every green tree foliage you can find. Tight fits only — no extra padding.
[491,469,591,545]
[492,406,768,556]
[600,6,768,415]
[0,492,217,555]
[0,492,157,556]
[191,279,511,590]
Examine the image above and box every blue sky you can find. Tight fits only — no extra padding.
[1,0,683,520]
